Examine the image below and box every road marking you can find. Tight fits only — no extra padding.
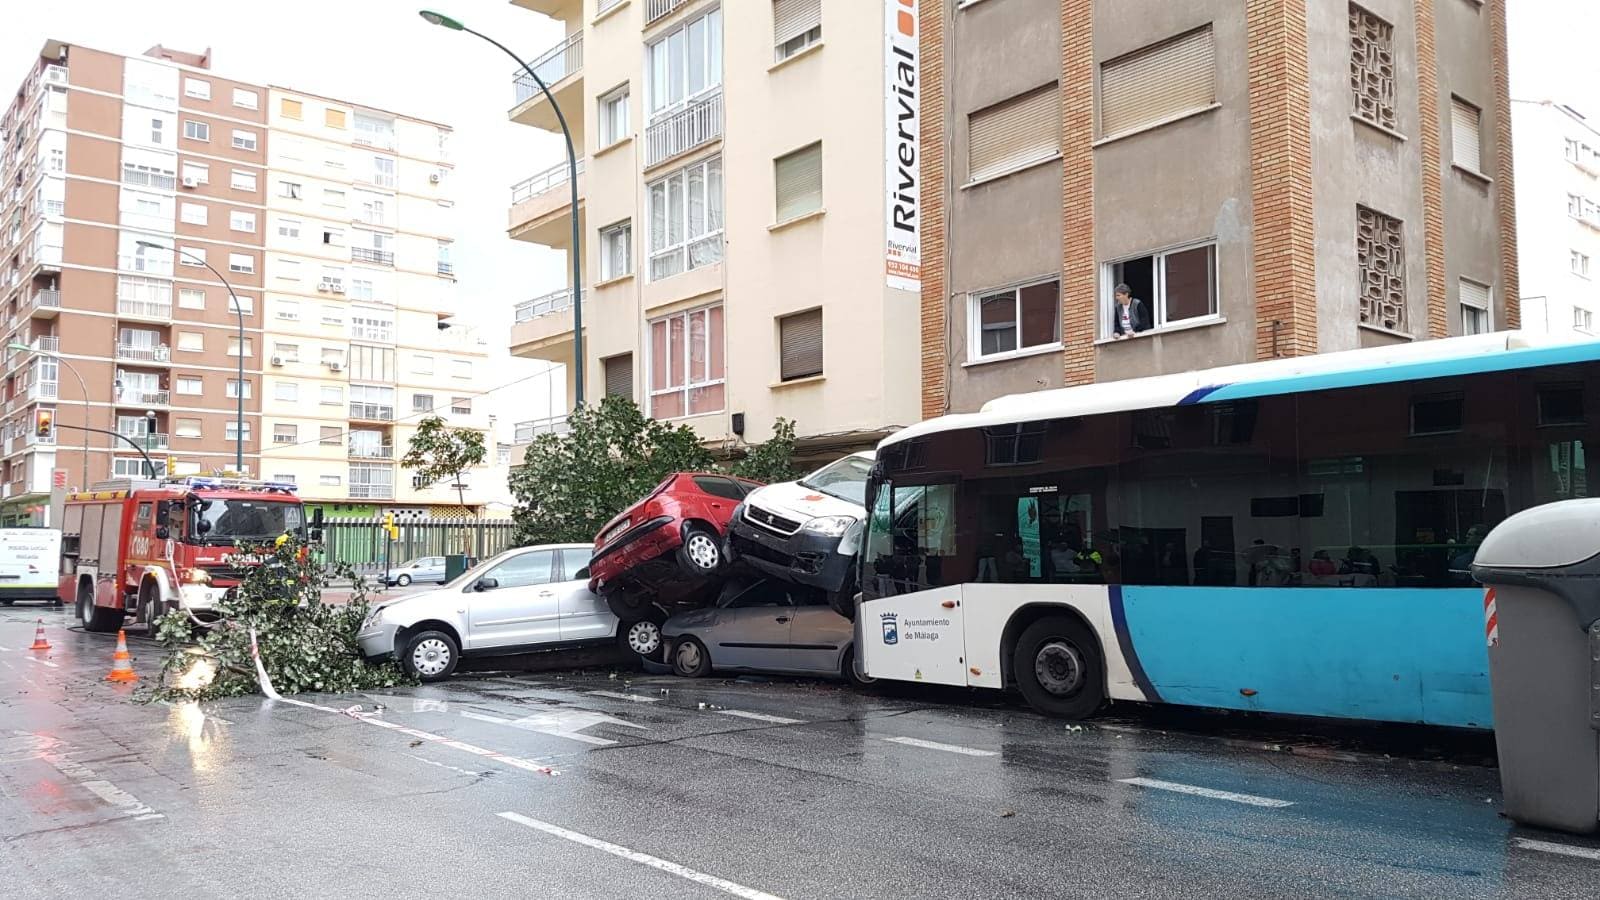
[1515,838,1600,862]
[406,754,485,778]
[38,750,163,821]
[0,644,13,651]
[461,709,642,746]
[24,656,58,668]
[719,710,804,725]
[498,812,787,900]
[587,690,660,703]
[1117,777,1295,808]
[882,736,998,757]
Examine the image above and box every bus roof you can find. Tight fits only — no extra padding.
[882,331,1600,449]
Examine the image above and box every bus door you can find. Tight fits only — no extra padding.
[859,481,970,686]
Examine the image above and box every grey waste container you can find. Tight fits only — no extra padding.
[1471,498,1600,835]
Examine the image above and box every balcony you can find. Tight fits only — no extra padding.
[645,87,723,169]
[348,441,395,460]
[509,159,585,250]
[646,0,690,25]
[347,474,395,500]
[116,297,173,322]
[349,402,395,422]
[116,344,172,365]
[117,432,170,452]
[510,31,585,137]
[437,261,454,277]
[514,415,570,443]
[25,380,57,401]
[115,388,170,407]
[28,288,60,318]
[351,247,394,267]
[510,288,584,365]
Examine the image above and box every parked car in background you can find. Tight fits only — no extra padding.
[726,452,873,615]
[358,543,618,681]
[384,556,447,587]
[663,577,873,686]
[588,473,764,658]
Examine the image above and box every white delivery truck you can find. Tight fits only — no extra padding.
[0,526,63,606]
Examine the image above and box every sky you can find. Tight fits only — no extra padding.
[2,0,570,442]
[1507,0,1599,114]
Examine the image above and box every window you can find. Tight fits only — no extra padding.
[1450,97,1483,173]
[278,218,302,239]
[178,288,205,310]
[968,85,1060,182]
[231,169,257,191]
[323,189,345,209]
[649,305,725,418]
[1099,26,1215,139]
[179,203,207,225]
[1102,243,1218,336]
[348,278,374,301]
[229,210,256,233]
[181,162,209,185]
[177,331,204,352]
[175,418,201,439]
[184,78,210,100]
[273,424,297,445]
[1357,206,1406,331]
[276,259,302,282]
[774,0,822,60]
[412,393,434,412]
[600,221,633,281]
[361,196,388,226]
[1574,251,1592,278]
[184,120,210,142]
[176,376,203,395]
[274,342,300,362]
[971,279,1060,360]
[277,300,300,321]
[778,308,823,381]
[231,129,258,151]
[413,355,434,375]
[1350,5,1397,132]
[319,426,341,446]
[180,246,206,267]
[325,108,347,129]
[228,252,255,274]
[225,421,251,442]
[321,347,346,368]
[600,86,630,147]
[647,8,723,117]
[320,386,342,406]
[275,381,299,401]
[648,156,724,280]
[349,310,394,343]
[226,379,253,399]
[349,345,395,382]
[229,295,255,316]
[371,156,395,188]
[1576,308,1594,333]
[232,88,258,110]
[1460,279,1490,335]
[279,181,302,199]
[228,336,252,357]
[452,359,471,380]
[451,397,472,415]
[604,354,633,400]
[281,98,303,119]
[321,306,344,326]
[114,458,159,478]
[774,142,822,221]
[319,474,341,486]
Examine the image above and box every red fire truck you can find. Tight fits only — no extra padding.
[57,476,318,632]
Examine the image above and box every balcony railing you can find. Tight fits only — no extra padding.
[26,380,57,401]
[29,288,60,313]
[351,247,394,266]
[646,0,689,24]
[514,415,570,443]
[348,480,395,500]
[349,402,395,422]
[116,344,171,363]
[437,261,454,277]
[511,159,585,205]
[348,441,395,460]
[117,297,172,320]
[514,287,577,323]
[23,430,56,448]
[117,432,170,451]
[25,336,58,355]
[645,87,724,168]
[513,31,583,105]
[116,388,170,406]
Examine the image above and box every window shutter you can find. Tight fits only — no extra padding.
[968,85,1060,182]
[1459,278,1490,310]
[1099,26,1215,139]
[774,0,822,46]
[604,354,633,399]
[779,309,824,381]
[1451,98,1482,172]
[775,142,823,221]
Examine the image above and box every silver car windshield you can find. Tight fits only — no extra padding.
[799,456,873,506]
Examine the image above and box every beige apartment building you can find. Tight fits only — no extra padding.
[918,0,1519,416]
[506,0,921,459]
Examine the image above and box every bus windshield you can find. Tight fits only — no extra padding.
[193,498,306,544]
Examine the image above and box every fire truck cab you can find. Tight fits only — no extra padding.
[58,476,315,632]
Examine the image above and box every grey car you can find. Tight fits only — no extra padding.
[386,556,447,587]
[661,579,873,686]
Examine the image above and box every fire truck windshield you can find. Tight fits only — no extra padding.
[192,498,306,544]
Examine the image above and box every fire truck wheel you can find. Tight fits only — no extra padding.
[401,629,459,682]
[79,591,124,634]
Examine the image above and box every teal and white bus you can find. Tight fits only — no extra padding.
[857,332,1598,728]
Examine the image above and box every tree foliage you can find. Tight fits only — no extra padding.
[400,415,487,508]
[730,418,799,485]
[150,537,410,701]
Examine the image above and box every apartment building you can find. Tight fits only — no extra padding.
[0,41,269,524]
[1513,99,1600,335]
[506,0,920,459]
[918,0,1519,416]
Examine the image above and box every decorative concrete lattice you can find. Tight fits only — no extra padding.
[1349,6,1397,131]
[1357,206,1406,332]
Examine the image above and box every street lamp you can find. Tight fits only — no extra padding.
[419,8,586,407]
[7,340,89,489]
[136,240,246,471]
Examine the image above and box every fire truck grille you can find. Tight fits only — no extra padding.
[205,566,251,583]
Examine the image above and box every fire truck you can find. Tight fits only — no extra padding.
[57,476,320,632]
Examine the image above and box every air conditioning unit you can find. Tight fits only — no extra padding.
[428,172,442,184]
[269,355,284,367]
[180,175,198,189]
[331,283,345,294]
[326,360,343,372]
[316,282,329,292]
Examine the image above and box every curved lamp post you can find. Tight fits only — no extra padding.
[136,240,246,471]
[7,341,90,488]
[419,9,586,407]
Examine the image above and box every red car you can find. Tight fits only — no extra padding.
[588,473,763,652]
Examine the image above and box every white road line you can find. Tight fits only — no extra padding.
[460,710,621,746]
[0,644,13,651]
[587,690,660,703]
[24,656,59,668]
[1117,777,1295,808]
[1515,838,1600,862]
[38,751,163,821]
[718,710,804,725]
[882,736,997,757]
[267,697,558,776]
[499,812,787,900]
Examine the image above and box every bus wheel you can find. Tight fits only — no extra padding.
[1013,617,1104,720]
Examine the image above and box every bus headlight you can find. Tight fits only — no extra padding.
[803,516,856,539]
[184,568,212,585]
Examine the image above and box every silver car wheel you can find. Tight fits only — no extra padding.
[685,533,719,570]
[627,620,661,656]
[411,638,453,677]
[1033,639,1086,697]
[396,574,412,587]
[675,640,703,672]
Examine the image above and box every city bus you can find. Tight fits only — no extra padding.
[856,331,1599,729]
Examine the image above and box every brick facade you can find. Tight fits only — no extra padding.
[1488,0,1520,328]
[1060,0,1096,387]
[1413,0,1449,338]
[918,0,948,419]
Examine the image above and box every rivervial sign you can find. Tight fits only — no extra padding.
[884,0,920,292]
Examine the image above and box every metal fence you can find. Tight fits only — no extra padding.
[320,517,520,578]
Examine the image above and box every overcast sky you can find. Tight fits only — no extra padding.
[2,0,569,440]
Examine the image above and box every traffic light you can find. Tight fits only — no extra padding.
[34,409,52,438]
[382,512,399,541]
[166,456,177,476]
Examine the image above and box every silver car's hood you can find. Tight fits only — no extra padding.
[371,587,457,625]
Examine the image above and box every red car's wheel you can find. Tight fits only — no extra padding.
[676,524,723,576]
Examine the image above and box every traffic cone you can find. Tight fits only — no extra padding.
[106,630,138,683]
[29,619,50,651]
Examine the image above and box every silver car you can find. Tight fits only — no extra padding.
[385,556,447,587]
[661,579,873,686]
[359,544,622,681]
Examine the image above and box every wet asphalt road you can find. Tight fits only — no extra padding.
[2,604,1598,899]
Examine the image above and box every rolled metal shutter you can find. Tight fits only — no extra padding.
[775,142,823,221]
[1451,98,1482,172]
[604,354,633,399]
[1099,26,1215,139]
[1459,278,1490,311]
[968,84,1060,182]
[779,309,823,381]
[774,0,822,46]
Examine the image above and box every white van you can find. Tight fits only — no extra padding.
[0,527,63,605]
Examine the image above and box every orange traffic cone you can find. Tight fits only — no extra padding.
[106,629,138,683]
[29,618,51,651]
